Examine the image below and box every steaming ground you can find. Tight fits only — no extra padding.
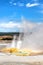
[21,24,43,51]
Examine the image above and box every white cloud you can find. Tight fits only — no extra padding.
[13,3,16,5]
[0,17,42,32]
[26,3,39,7]
[9,0,17,6]
[9,1,24,7]
[0,21,20,28]
[0,20,35,32]
[9,0,40,7]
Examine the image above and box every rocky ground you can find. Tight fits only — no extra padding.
[0,55,43,65]
[0,62,43,65]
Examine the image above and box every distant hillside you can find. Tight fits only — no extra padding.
[0,32,20,36]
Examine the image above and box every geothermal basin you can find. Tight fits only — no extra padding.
[0,21,43,65]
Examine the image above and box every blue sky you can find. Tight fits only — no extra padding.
[0,0,43,32]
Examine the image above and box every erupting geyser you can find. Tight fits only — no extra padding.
[1,19,43,56]
[18,19,43,55]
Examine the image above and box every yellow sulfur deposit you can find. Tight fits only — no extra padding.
[0,48,32,56]
[1,48,19,53]
[1,48,43,56]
